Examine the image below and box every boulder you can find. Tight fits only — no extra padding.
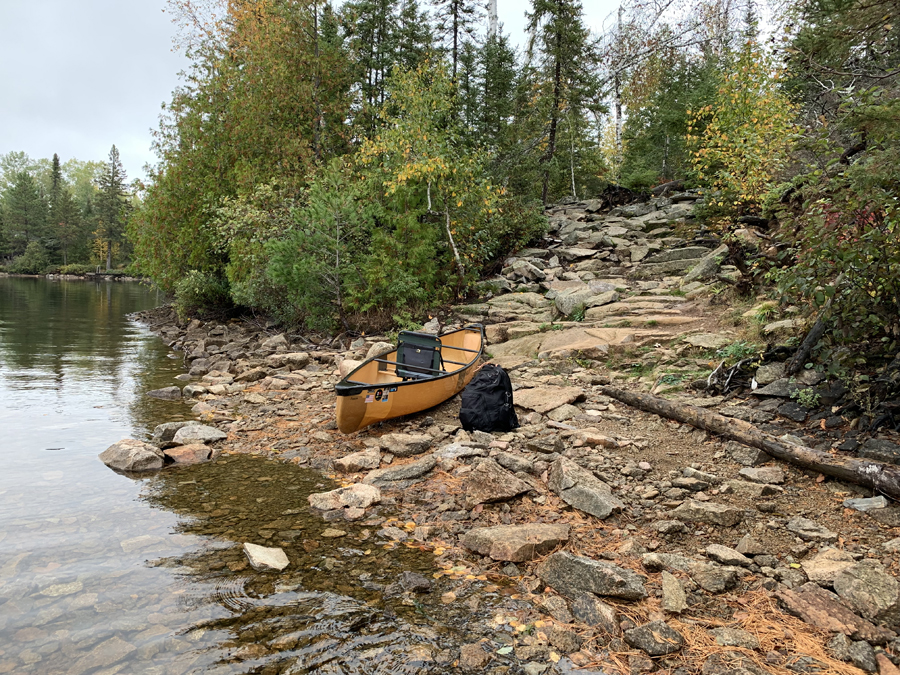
[152,421,201,448]
[538,551,647,601]
[172,424,227,445]
[243,542,289,571]
[339,359,362,378]
[164,443,217,465]
[460,524,570,562]
[99,439,164,472]
[334,447,381,473]
[308,483,381,511]
[282,352,311,369]
[776,582,896,644]
[380,432,432,457]
[365,342,394,361]
[260,334,288,350]
[514,386,585,414]
[624,620,684,656]
[182,384,207,398]
[681,244,730,284]
[146,386,182,400]
[464,459,533,509]
[671,499,743,527]
[235,367,268,383]
[364,455,436,485]
[548,457,623,519]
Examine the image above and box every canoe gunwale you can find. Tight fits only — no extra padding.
[334,324,484,398]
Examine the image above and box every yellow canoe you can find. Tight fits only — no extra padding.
[335,325,485,434]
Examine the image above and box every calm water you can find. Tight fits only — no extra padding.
[0,277,512,675]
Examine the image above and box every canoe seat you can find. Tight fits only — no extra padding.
[396,331,443,380]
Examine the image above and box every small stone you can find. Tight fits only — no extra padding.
[672,499,743,526]
[514,386,585,414]
[464,459,532,509]
[570,593,620,633]
[308,484,381,511]
[710,627,759,650]
[243,543,289,571]
[661,571,687,613]
[624,620,684,656]
[738,466,785,484]
[736,534,767,556]
[380,433,433,457]
[844,496,889,512]
[364,454,436,484]
[786,517,838,542]
[755,362,786,385]
[399,571,432,593]
[548,457,623,519]
[689,562,738,593]
[321,528,346,538]
[725,441,771,466]
[334,447,381,472]
[706,544,752,567]
[459,643,490,671]
[152,421,200,447]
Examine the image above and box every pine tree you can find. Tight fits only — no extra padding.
[95,145,130,271]
[525,0,600,203]
[479,30,518,149]
[394,0,434,70]
[2,171,48,256]
[431,0,480,81]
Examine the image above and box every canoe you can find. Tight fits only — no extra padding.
[335,324,485,433]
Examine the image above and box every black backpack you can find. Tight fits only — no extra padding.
[459,364,519,432]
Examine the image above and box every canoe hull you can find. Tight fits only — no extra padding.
[335,325,483,434]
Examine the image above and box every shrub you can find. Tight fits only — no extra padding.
[59,263,97,275]
[173,270,232,321]
[8,242,50,274]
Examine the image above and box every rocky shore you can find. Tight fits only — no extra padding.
[119,193,900,675]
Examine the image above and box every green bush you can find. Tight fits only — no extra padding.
[8,242,50,274]
[59,263,97,275]
[173,270,232,321]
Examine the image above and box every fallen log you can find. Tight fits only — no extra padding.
[597,385,900,501]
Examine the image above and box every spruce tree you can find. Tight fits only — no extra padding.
[95,145,130,271]
[2,171,47,256]
[479,30,518,149]
[431,0,480,80]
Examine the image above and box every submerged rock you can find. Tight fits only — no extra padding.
[308,483,381,511]
[146,386,182,400]
[243,542,289,571]
[164,443,217,465]
[99,439,164,472]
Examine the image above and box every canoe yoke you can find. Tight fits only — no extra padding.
[395,330,444,380]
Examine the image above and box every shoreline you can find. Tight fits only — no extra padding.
[131,303,900,674]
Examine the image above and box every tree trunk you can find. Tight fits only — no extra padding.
[541,9,563,205]
[597,385,900,501]
[106,242,112,271]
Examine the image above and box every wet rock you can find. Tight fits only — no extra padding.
[801,548,857,586]
[172,424,227,445]
[70,636,136,675]
[624,620,684,656]
[334,447,381,473]
[786,517,838,542]
[711,627,759,650]
[833,561,900,624]
[658,570,687,614]
[99,439,164,472]
[706,544,752,567]
[538,551,647,600]
[364,455,436,485]
[460,524,570,562]
[164,443,217,465]
[464,459,532,509]
[399,571,433,593]
[151,421,201,448]
[514,386,585,414]
[672,499,743,527]
[146,385,182,400]
[548,457,624,519]
[738,467,784,484]
[570,593,620,633]
[380,433,433,457]
[459,643,491,671]
[776,582,896,644]
[243,543,289,571]
[308,484,381,511]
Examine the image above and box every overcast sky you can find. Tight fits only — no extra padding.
[0,0,613,181]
